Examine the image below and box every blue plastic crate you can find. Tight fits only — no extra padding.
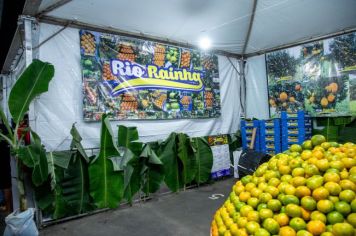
[281,110,313,151]
[241,119,261,151]
[260,119,281,155]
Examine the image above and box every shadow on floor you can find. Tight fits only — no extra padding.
[40,178,236,236]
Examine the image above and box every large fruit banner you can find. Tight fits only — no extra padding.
[79,30,221,121]
[266,32,356,117]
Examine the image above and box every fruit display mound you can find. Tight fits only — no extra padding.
[211,135,356,236]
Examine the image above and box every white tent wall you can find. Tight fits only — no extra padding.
[245,55,269,119]
[32,23,242,151]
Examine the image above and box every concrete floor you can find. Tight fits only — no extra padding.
[40,178,235,236]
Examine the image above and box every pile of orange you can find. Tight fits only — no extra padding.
[211,135,356,236]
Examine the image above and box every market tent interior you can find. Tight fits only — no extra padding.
[1,0,356,150]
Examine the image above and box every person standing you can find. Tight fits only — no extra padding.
[0,122,12,214]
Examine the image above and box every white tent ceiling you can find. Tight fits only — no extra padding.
[37,0,356,56]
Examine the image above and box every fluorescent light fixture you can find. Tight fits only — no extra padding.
[199,37,211,50]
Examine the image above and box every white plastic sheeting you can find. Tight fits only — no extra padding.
[245,55,269,119]
[41,0,356,54]
[32,23,242,151]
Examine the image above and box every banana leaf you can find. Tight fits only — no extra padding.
[140,144,164,194]
[177,133,196,185]
[89,115,124,209]
[159,133,183,192]
[109,147,141,204]
[18,131,48,186]
[8,59,54,126]
[190,137,213,184]
[70,124,89,163]
[117,125,143,156]
[61,152,93,215]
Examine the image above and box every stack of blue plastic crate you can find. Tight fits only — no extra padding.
[281,110,312,151]
[259,119,281,156]
[241,119,261,151]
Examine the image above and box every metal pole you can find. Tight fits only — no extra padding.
[242,0,258,55]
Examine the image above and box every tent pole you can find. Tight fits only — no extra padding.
[242,0,258,55]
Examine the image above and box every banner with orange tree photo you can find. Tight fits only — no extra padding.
[266,32,355,117]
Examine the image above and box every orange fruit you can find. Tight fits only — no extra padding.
[305,164,320,177]
[317,200,334,214]
[282,195,300,205]
[267,199,282,212]
[268,177,281,187]
[316,159,330,172]
[296,230,313,236]
[301,207,311,221]
[247,210,260,223]
[263,218,280,234]
[310,211,327,223]
[292,167,305,177]
[323,172,340,183]
[279,226,296,236]
[311,135,326,146]
[329,161,344,171]
[339,189,356,203]
[245,221,260,235]
[302,141,313,150]
[351,198,356,212]
[332,222,354,236]
[236,216,248,228]
[290,144,303,153]
[296,186,311,198]
[284,185,296,195]
[265,186,279,198]
[312,150,324,160]
[240,205,253,217]
[306,175,324,190]
[247,197,260,208]
[292,176,306,187]
[236,228,248,236]
[329,83,338,93]
[259,192,272,203]
[251,188,263,198]
[324,182,341,196]
[286,204,302,218]
[312,187,329,201]
[340,179,356,191]
[234,185,245,195]
[307,220,326,236]
[334,201,351,216]
[245,182,256,192]
[259,208,274,221]
[301,196,317,211]
[321,97,328,107]
[326,211,344,224]
[341,157,356,169]
[321,142,332,150]
[279,92,288,102]
[290,217,307,231]
[274,213,289,226]
[279,165,292,175]
[239,191,251,202]
[255,228,270,236]
[346,213,356,228]
[301,150,313,160]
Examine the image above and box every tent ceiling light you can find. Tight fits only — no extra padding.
[199,37,211,50]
